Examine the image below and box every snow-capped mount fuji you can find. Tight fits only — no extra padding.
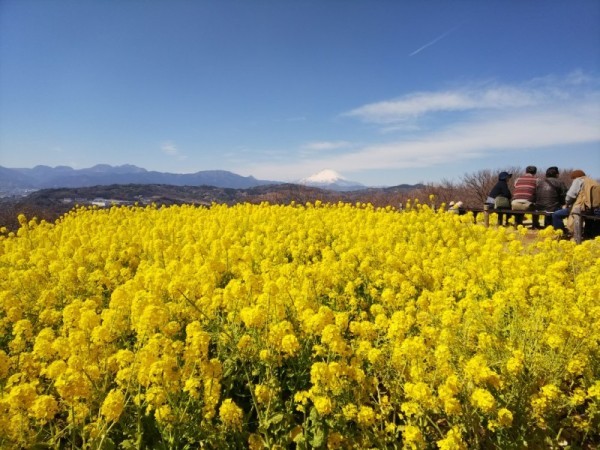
[298,169,365,191]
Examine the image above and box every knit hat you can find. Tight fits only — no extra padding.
[570,169,586,179]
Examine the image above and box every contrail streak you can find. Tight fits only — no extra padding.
[409,23,463,56]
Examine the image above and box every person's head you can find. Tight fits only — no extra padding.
[498,171,512,181]
[546,166,559,178]
[571,169,586,179]
[526,165,537,175]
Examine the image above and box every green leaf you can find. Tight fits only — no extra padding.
[310,426,325,448]
[99,437,116,450]
[268,413,284,425]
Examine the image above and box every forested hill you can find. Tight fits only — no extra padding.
[0,182,423,231]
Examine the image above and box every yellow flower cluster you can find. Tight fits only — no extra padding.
[0,202,599,448]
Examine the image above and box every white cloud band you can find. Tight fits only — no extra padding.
[239,72,600,181]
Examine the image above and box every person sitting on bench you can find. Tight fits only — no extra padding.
[512,166,539,228]
[486,171,512,225]
[535,166,567,227]
[551,170,599,238]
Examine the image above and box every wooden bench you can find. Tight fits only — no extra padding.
[468,206,551,227]
[572,210,600,244]
[464,206,600,244]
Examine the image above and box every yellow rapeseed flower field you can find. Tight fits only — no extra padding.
[0,202,599,449]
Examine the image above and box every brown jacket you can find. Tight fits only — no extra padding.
[575,177,600,209]
[567,177,600,232]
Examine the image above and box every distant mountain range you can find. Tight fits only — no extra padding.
[0,164,423,197]
[0,164,277,194]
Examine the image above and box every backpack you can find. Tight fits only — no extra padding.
[582,178,600,209]
[494,196,510,209]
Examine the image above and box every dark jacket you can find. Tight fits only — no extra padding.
[536,178,567,211]
[488,180,512,201]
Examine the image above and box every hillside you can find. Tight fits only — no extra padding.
[0,182,423,231]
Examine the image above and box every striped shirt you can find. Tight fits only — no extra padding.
[513,174,537,202]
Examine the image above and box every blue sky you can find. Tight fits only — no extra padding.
[1,0,599,186]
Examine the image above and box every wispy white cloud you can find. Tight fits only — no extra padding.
[345,86,542,123]
[344,74,597,125]
[161,142,178,156]
[301,141,352,152]
[565,69,594,85]
[161,142,187,160]
[240,73,600,181]
[338,103,600,171]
